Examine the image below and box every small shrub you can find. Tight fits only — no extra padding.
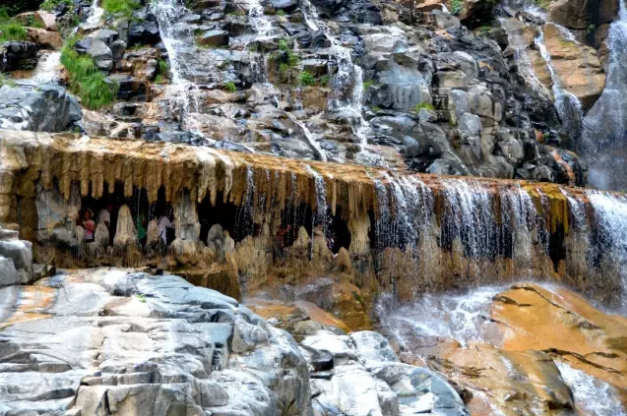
[223,81,237,92]
[279,62,289,73]
[299,71,315,86]
[450,0,462,15]
[278,39,289,52]
[415,102,435,112]
[154,74,166,84]
[135,294,146,303]
[102,0,140,19]
[61,36,118,109]
[587,24,596,34]
[320,75,330,86]
[276,9,286,16]
[157,59,169,75]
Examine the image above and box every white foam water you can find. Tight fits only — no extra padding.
[153,0,204,135]
[31,51,61,84]
[556,362,627,416]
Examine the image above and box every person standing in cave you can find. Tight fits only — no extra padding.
[82,209,96,243]
[273,223,291,261]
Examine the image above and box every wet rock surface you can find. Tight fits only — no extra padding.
[383,283,627,415]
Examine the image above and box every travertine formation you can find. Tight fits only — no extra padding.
[0,129,623,310]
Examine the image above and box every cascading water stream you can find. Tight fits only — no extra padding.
[153,0,204,135]
[29,51,62,84]
[580,0,627,189]
[299,0,374,160]
[85,0,104,28]
[534,28,584,146]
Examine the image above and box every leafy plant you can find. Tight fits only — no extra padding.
[299,71,315,86]
[450,0,462,15]
[0,11,27,42]
[223,81,237,92]
[587,24,596,34]
[279,62,289,73]
[41,0,74,12]
[157,59,169,75]
[102,0,140,19]
[415,102,435,112]
[135,294,146,303]
[276,9,286,16]
[320,75,330,86]
[278,39,299,67]
[61,36,118,110]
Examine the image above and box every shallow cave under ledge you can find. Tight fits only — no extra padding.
[0,129,621,311]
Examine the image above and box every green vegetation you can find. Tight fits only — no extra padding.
[276,9,286,16]
[0,9,27,42]
[41,0,73,12]
[299,71,315,86]
[279,62,289,73]
[450,0,462,15]
[415,102,435,112]
[135,294,146,303]
[223,81,237,92]
[61,36,118,110]
[0,74,17,88]
[26,15,45,28]
[320,75,330,86]
[278,39,299,67]
[102,0,140,19]
[587,24,596,34]
[363,80,377,90]
[371,106,382,112]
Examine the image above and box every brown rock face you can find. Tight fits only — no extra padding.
[387,283,627,415]
[549,0,618,30]
[549,0,618,52]
[494,284,627,396]
[26,28,63,50]
[539,23,605,111]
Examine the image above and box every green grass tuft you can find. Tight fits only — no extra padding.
[61,36,118,110]
[415,102,435,112]
[276,9,286,16]
[102,0,140,19]
[41,0,74,12]
[299,71,315,86]
[0,11,27,42]
[363,80,377,90]
[223,81,237,92]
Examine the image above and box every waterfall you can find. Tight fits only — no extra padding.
[534,28,584,146]
[30,51,61,84]
[247,0,272,39]
[304,165,328,229]
[581,0,627,189]
[153,0,203,134]
[587,191,627,309]
[85,0,104,28]
[299,0,374,161]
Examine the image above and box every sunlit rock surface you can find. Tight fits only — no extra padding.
[0,268,312,415]
[383,283,627,415]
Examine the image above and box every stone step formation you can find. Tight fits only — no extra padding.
[0,0,627,414]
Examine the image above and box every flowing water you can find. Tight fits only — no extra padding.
[581,0,627,189]
[153,0,204,135]
[299,0,375,162]
[85,0,104,28]
[30,51,62,84]
[534,28,584,146]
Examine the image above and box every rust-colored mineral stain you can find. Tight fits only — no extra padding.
[0,285,55,330]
